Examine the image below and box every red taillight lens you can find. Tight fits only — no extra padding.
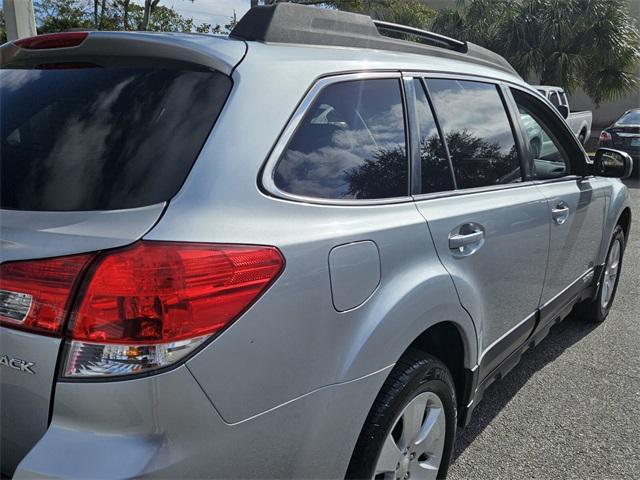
[0,254,95,335]
[15,32,88,50]
[599,130,612,142]
[69,242,284,344]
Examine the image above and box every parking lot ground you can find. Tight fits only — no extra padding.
[449,179,640,479]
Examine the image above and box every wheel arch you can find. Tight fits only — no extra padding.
[598,182,632,266]
[401,321,474,414]
[618,207,632,240]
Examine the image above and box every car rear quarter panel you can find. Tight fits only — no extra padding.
[0,329,61,476]
[145,50,478,423]
[15,365,391,479]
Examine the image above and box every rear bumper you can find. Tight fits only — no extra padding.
[0,328,62,477]
[13,365,390,479]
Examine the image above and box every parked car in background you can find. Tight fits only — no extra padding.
[599,109,639,177]
[535,85,592,144]
[0,4,634,479]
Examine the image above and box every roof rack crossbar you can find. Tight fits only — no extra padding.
[372,20,467,53]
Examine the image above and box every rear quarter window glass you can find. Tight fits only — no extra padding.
[1,67,231,211]
[426,79,522,189]
[273,78,408,200]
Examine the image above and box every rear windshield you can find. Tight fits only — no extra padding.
[618,110,640,125]
[1,67,231,211]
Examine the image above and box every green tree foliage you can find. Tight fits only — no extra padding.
[33,0,232,34]
[344,146,407,198]
[36,0,94,32]
[431,0,640,104]
[1,10,8,44]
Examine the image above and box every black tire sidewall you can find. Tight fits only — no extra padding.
[597,225,626,320]
[347,353,457,479]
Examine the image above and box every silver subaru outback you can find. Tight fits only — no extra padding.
[0,4,633,479]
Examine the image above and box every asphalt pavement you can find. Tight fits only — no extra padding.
[449,179,640,479]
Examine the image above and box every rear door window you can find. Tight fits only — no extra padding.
[273,78,408,200]
[1,67,231,211]
[425,79,522,188]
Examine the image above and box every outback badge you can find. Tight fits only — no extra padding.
[0,355,35,375]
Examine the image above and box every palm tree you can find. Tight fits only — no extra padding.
[432,0,639,105]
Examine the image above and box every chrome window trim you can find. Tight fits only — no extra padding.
[411,180,540,202]
[403,71,542,92]
[260,71,414,207]
[260,69,589,206]
[412,175,589,203]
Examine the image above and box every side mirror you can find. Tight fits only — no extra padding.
[593,148,633,178]
[557,105,569,119]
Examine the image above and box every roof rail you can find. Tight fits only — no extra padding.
[372,20,467,53]
[230,3,519,77]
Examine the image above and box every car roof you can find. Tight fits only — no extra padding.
[231,3,521,79]
[239,39,526,87]
[1,31,247,75]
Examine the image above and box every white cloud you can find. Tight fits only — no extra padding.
[139,0,251,27]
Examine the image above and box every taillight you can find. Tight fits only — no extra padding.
[63,242,284,378]
[15,32,88,50]
[0,254,95,336]
[599,130,613,143]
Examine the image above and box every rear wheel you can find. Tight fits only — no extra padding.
[578,129,587,144]
[579,225,625,322]
[346,350,457,480]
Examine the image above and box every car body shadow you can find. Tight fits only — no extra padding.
[452,310,600,461]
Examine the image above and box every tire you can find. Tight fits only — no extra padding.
[580,225,626,322]
[578,129,587,145]
[346,350,457,480]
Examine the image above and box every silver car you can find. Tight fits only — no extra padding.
[0,4,633,479]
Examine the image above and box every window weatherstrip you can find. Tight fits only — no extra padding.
[420,78,458,190]
[500,84,531,182]
[402,76,422,195]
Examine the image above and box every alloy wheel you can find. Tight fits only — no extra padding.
[373,392,446,480]
[601,237,621,309]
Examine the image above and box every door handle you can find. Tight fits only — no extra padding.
[551,202,570,225]
[449,230,484,249]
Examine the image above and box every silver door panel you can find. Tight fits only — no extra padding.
[415,185,549,357]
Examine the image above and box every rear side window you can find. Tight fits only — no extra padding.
[1,67,231,211]
[413,79,454,194]
[426,79,522,189]
[273,79,408,200]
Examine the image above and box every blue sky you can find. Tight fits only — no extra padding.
[0,0,252,28]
